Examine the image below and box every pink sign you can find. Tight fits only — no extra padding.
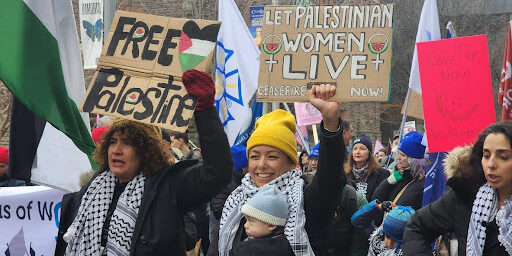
[294,102,322,126]
[417,35,496,152]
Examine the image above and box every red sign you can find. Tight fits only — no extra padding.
[499,21,512,121]
[417,35,496,152]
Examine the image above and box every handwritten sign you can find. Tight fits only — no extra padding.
[80,11,220,132]
[257,4,393,102]
[417,35,496,152]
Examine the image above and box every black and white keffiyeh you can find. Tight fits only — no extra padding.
[218,169,313,256]
[368,226,403,256]
[466,183,498,256]
[64,171,145,256]
[496,196,512,255]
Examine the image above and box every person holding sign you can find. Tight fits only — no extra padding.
[55,70,232,256]
[403,122,512,255]
[216,84,346,255]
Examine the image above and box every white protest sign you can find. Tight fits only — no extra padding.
[0,186,65,256]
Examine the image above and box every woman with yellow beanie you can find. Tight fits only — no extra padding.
[217,84,347,255]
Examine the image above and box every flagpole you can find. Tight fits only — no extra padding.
[398,87,412,141]
[282,102,310,154]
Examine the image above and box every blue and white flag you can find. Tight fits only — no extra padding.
[216,0,260,146]
[408,0,441,94]
[422,152,446,206]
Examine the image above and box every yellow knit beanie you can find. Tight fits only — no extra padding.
[247,109,298,164]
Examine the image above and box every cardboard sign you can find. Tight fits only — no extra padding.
[257,5,393,102]
[417,35,496,152]
[402,90,424,119]
[294,102,322,126]
[80,11,220,132]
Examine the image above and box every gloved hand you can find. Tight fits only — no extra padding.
[378,201,395,212]
[182,69,215,111]
[387,170,403,185]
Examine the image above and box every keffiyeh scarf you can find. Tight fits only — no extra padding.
[64,171,145,256]
[496,196,512,255]
[368,226,403,256]
[467,183,498,256]
[218,169,313,256]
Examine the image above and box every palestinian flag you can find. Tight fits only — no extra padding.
[0,0,95,191]
[178,21,220,72]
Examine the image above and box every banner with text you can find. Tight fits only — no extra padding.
[257,5,393,102]
[0,186,65,256]
[80,11,220,132]
[417,35,496,152]
[79,0,103,69]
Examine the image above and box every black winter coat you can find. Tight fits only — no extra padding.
[54,108,232,256]
[371,168,424,226]
[348,167,389,202]
[402,176,508,255]
[229,234,294,256]
[371,168,424,210]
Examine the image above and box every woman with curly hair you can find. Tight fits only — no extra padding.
[403,121,512,255]
[54,70,232,256]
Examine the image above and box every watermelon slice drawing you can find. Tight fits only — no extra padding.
[262,35,282,55]
[126,92,138,104]
[178,21,220,72]
[133,27,145,39]
[436,92,478,121]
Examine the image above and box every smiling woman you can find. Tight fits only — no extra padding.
[215,84,347,256]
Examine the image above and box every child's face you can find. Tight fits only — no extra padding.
[244,215,276,239]
[384,234,398,249]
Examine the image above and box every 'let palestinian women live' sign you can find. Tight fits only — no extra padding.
[257,4,393,102]
[80,11,220,132]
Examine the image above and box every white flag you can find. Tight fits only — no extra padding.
[79,0,103,69]
[215,0,260,145]
[408,0,441,94]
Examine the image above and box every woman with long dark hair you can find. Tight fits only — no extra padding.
[403,121,512,255]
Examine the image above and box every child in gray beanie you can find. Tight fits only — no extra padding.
[229,184,294,256]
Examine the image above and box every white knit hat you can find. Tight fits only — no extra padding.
[241,185,289,226]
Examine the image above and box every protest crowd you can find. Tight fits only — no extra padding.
[1,0,512,256]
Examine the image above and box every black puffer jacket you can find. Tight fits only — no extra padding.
[229,232,294,256]
[401,177,476,255]
[54,108,232,256]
